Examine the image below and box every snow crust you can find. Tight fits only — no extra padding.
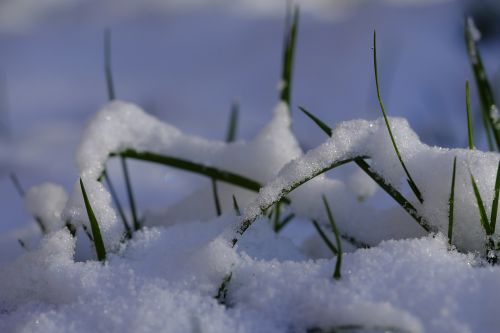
[4,100,500,332]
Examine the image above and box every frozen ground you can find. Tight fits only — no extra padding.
[2,1,500,332]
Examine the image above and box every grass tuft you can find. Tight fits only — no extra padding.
[373,30,423,204]
[80,178,107,262]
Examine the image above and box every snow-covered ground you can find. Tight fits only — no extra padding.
[2,1,500,332]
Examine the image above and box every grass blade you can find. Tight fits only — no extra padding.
[121,157,140,230]
[448,157,457,245]
[312,220,338,255]
[470,173,492,235]
[466,81,474,149]
[280,5,299,107]
[104,29,139,232]
[9,173,25,197]
[211,178,222,216]
[80,178,107,261]
[225,101,239,143]
[373,31,423,204]
[322,195,342,279]
[489,159,500,233]
[299,106,332,136]
[215,272,232,305]
[275,213,295,232]
[104,28,115,101]
[464,17,498,151]
[272,202,281,231]
[102,170,131,236]
[118,149,263,192]
[9,173,47,234]
[232,195,241,216]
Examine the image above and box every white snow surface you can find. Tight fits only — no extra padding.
[3,100,500,332]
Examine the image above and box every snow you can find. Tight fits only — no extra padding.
[2,2,500,332]
[2,96,500,332]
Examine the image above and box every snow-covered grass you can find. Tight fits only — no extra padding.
[3,9,500,333]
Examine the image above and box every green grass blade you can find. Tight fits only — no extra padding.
[340,234,370,249]
[215,272,232,305]
[448,157,457,245]
[121,157,140,231]
[322,195,342,279]
[104,29,139,232]
[312,220,338,255]
[299,106,333,137]
[489,159,500,233]
[470,173,492,235]
[373,30,423,204]
[9,173,48,234]
[102,170,131,236]
[65,221,77,238]
[9,173,25,197]
[466,81,474,149]
[272,202,281,231]
[118,149,263,192]
[275,213,295,232]
[211,178,222,216]
[232,195,241,216]
[80,178,107,261]
[354,158,430,232]
[464,17,499,151]
[18,239,27,250]
[280,5,299,107]
[104,29,115,101]
[225,101,239,143]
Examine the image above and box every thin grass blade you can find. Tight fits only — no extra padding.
[464,17,499,151]
[80,178,107,261]
[470,173,492,235]
[280,6,299,107]
[311,220,338,255]
[215,272,232,305]
[121,157,140,230]
[232,195,241,216]
[118,149,263,192]
[102,170,131,236]
[225,101,239,143]
[489,159,500,233]
[276,213,295,232]
[299,106,332,136]
[466,81,474,149]
[211,178,222,216]
[9,173,25,197]
[104,28,115,100]
[373,30,423,204]
[322,195,342,279]
[448,157,457,245]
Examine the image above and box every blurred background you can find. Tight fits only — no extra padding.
[0,0,500,248]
